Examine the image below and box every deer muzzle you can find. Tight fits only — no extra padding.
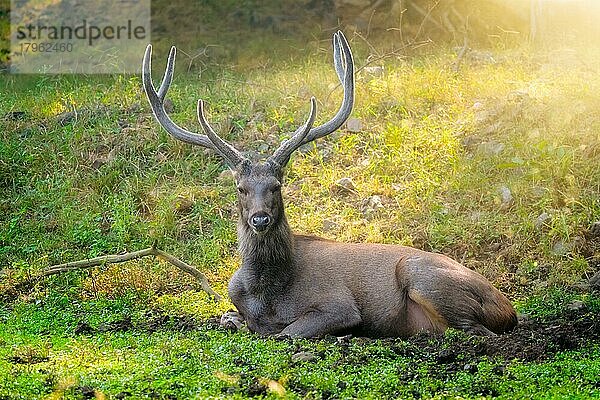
[249,212,272,233]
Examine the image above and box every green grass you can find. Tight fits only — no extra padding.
[2,26,600,398]
[1,291,599,399]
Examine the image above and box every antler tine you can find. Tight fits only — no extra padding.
[299,30,354,146]
[142,45,216,150]
[197,100,245,168]
[269,97,317,167]
[156,46,175,102]
[332,32,345,82]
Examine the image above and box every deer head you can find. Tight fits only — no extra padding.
[142,31,354,235]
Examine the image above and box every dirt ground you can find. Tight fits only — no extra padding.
[61,302,600,366]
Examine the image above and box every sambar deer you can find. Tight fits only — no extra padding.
[142,31,517,338]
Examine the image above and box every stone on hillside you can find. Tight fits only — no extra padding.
[322,219,338,232]
[346,117,363,132]
[332,177,356,195]
[551,240,570,255]
[291,351,316,363]
[499,186,513,209]
[361,195,384,217]
[567,300,585,311]
[535,212,551,229]
[363,66,384,77]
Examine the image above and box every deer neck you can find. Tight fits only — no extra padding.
[237,215,295,294]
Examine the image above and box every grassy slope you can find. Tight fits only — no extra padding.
[1,24,600,399]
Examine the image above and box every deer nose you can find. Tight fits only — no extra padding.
[250,213,271,231]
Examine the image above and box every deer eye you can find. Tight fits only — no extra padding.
[237,187,247,195]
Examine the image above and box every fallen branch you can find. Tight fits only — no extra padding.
[39,247,222,302]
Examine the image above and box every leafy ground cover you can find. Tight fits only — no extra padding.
[1,16,600,399]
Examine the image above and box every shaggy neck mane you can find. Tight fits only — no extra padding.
[237,215,295,294]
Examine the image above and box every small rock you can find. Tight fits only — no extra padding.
[499,186,513,209]
[346,118,363,132]
[567,300,585,311]
[535,212,551,229]
[331,177,356,195]
[551,240,570,255]
[322,219,338,232]
[361,195,384,217]
[470,211,484,222]
[257,142,270,153]
[531,186,547,197]
[366,195,383,208]
[363,66,384,77]
[220,311,244,331]
[291,351,317,363]
[163,98,174,114]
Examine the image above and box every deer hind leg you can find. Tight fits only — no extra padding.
[406,290,497,336]
[399,255,515,336]
[407,287,501,336]
[406,289,449,335]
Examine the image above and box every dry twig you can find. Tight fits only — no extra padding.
[39,247,222,301]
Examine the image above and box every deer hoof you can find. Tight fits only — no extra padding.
[220,311,245,331]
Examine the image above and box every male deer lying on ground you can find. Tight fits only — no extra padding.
[142,31,517,338]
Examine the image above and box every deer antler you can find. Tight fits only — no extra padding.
[142,30,354,168]
[197,100,245,167]
[269,97,317,166]
[267,31,355,165]
[301,30,354,145]
[142,45,245,168]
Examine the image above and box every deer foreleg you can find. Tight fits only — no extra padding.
[278,304,362,338]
